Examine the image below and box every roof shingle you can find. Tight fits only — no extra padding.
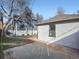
[37,14,79,25]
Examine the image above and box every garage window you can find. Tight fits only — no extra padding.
[49,24,55,37]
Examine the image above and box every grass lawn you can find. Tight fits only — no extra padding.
[0,36,34,43]
[0,36,34,50]
[0,36,34,59]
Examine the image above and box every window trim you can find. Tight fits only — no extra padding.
[49,24,56,37]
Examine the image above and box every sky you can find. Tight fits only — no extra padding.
[2,0,79,23]
[30,0,79,19]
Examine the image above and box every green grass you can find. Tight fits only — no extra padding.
[0,45,16,50]
[0,37,24,43]
[0,36,34,50]
[0,36,34,43]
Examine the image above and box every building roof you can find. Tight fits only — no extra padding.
[37,14,79,25]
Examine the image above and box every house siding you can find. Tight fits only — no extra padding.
[38,22,79,49]
[38,25,54,43]
[56,22,79,38]
[49,22,79,49]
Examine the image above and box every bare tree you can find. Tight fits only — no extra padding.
[22,7,35,35]
[36,13,43,23]
[0,10,4,59]
[0,0,30,36]
[76,10,79,14]
[57,7,65,15]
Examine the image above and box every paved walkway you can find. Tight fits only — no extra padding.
[3,42,79,59]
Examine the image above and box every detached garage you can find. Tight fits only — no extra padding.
[37,14,79,49]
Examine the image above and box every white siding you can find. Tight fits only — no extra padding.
[56,22,79,37]
[38,25,54,43]
[9,30,27,36]
[15,30,27,36]
[38,22,79,44]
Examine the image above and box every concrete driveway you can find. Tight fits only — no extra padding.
[4,41,79,59]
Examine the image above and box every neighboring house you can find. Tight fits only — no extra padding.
[7,15,37,36]
[37,14,79,49]
[8,20,29,36]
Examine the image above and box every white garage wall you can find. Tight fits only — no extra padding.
[56,22,79,37]
[48,22,79,44]
[38,25,54,43]
[38,22,79,44]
